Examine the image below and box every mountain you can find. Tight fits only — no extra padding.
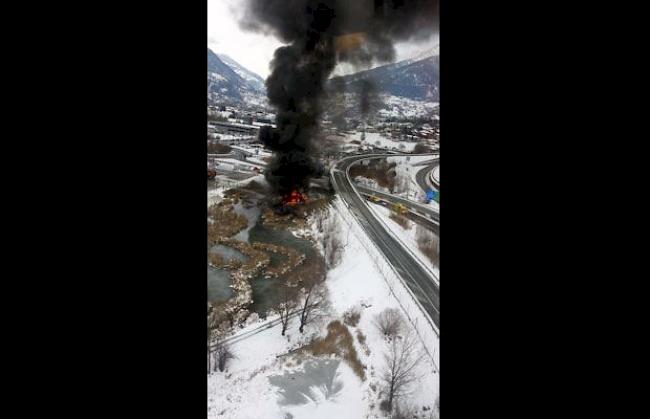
[217,54,266,93]
[208,49,244,101]
[207,48,266,106]
[333,55,439,102]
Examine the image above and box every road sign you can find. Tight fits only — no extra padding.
[426,189,439,202]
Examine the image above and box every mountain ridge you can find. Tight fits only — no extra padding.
[332,55,439,101]
[208,48,267,106]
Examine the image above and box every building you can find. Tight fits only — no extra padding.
[209,121,260,136]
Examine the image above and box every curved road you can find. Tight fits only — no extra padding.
[331,154,439,332]
[415,158,439,192]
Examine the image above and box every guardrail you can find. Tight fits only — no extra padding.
[331,154,440,365]
[341,157,440,287]
[328,189,439,371]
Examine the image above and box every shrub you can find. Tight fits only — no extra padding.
[373,308,404,338]
[343,307,361,327]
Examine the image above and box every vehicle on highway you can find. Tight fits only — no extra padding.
[392,203,408,214]
[368,195,380,203]
[425,189,439,203]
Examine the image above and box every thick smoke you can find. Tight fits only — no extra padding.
[243,0,439,196]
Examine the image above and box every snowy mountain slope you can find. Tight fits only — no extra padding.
[208,48,267,105]
[332,55,439,101]
[217,54,266,93]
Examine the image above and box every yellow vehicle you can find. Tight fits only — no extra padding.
[368,195,380,203]
[392,203,408,214]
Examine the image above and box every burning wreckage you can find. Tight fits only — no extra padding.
[244,0,439,208]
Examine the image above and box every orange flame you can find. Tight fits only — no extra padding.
[283,189,308,206]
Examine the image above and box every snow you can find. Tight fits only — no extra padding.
[212,133,257,143]
[212,158,265,171]
[350,155,439,211]
[378,95,439,119]
[280,362,365,419]
[208,187,225,207]
[432,165,439,184]
[346,131,417,152]
[367,202,439,281]
[208,174,266,207]
[208,199,439,418]
[209,72,227,82]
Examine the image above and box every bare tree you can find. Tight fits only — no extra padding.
[213,335,235,373]
[391,402,417,419]
[374,308,404,338]
[207,327,213,374]
[416,225,439,268]
[298,281,327,334]
[323,212,348,269]
[381,328,426,412]
[208,328,236,373]
[311,207,347,269]
[274,284,297,336]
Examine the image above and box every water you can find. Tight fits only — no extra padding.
[269,359,343,405]
[207,191,323,315]
[248,222,319,317]
[232,200,262,242]
[209,244,248,263]
[208,266,234,303]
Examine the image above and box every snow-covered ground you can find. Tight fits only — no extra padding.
[213,158,265,172]
[207,174,266,207]
[350,155,439,212]
[346,131,418,153]
[208,199,439,418]
[388,156,439,212]
[378,95,439,119]
[367,202,439,281]
[209,133,257,142]
[432,165,439,184]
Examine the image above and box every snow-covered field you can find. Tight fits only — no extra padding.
[378,95,439,119]
[212,158,265,172]
[350,155,439,212]
[207,174,265,207]
[208,199,439,418]
[346,131,418,153]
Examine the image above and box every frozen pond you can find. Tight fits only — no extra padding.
[232,200,262,242]
[208,267,233,303]
[268,359,343,406]
[209,244,248,263]
[207,191,323,314]
[248,221,318,317]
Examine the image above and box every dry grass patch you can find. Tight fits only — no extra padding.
[297,196,334,217]
[356,330,367,346]
[207,143,232,154]
[207,201,248,240]
[389,213,412,230]
[304,320,366,381]
[415,225,439,268]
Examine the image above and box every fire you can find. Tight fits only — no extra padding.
[283,189,308,206]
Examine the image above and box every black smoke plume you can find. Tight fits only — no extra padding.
[242,0,439,196]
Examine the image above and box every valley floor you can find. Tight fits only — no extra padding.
[208,198,439,419]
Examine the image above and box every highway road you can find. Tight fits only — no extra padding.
[415,158,439,192]
[331,154,440,331]
[356,189,439,235]
[355,184,439,224]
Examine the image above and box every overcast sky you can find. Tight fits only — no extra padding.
[208,0,438,79]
